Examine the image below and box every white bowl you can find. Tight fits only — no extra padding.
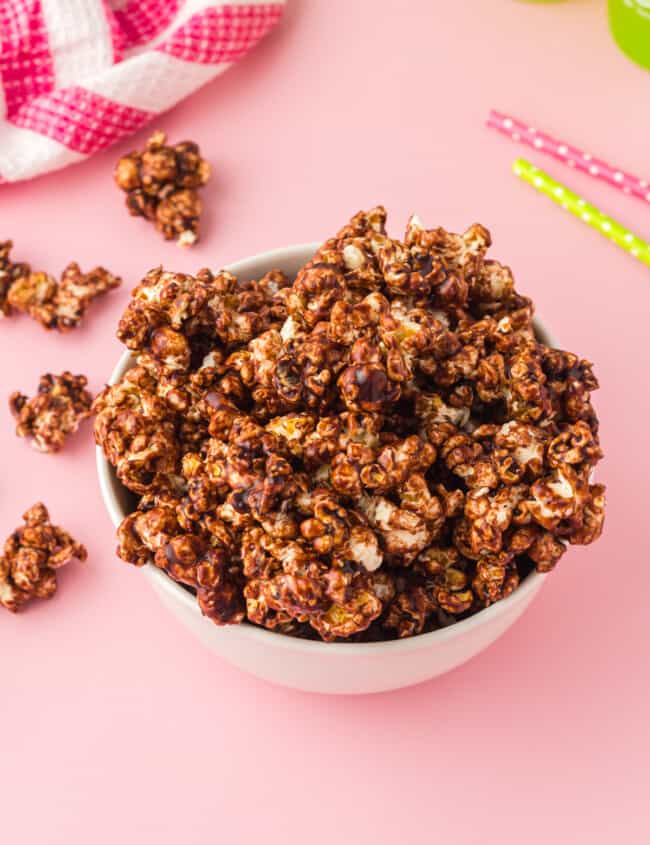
[97,242,553,695]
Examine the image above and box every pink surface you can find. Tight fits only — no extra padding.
[1,2,649,842]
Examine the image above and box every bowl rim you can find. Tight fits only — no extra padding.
[96,240,552,656]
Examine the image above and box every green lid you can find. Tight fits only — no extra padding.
[609,0,650,70]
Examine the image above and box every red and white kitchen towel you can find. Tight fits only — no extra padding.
[0,0,286,183]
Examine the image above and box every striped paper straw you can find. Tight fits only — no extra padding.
[488,109,650,205]
[513,158,650,268]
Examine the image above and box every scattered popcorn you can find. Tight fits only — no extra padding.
[0,240,30,317]
[114,131,211,246]
[7,263,121,331]
[10,371,93,453]
[0,504,87,612]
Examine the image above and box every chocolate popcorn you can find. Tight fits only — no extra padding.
[10,371,93,453]
[0,504,87,612]
[95,207,606,642]
[114,131,211,246]
[93,365,181,495]
[0,240,30,317]
[7,263,121,331]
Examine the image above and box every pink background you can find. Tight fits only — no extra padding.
[2,1,649,842]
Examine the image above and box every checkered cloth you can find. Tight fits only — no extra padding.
[0,0,285,182]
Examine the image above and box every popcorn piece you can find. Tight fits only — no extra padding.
[7,263,121,331]
[117,496,182,567]
[244,577,305,633]
[360,495,431,562]
[93,366,181,494]
[527,466,587,532]
[288,264,347,328]
[341,525,383,572]
[311,572,390,641]
[382,575,437,638]
[114,131,211,246]
[198,577,246,625]
[464,484,528,555]
[472,552,519,606]
[568,484,606,546]
[10,372,93,453]
[0,240,30,317]
[494,421,547,483]
[415,546,473,614]
[547,421,602,469]
[0,504,87,612]
[527,530,566,573]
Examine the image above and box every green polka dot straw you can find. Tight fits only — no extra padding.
[513,158,650,267]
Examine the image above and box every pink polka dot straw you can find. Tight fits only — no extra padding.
[487,109,650,205]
